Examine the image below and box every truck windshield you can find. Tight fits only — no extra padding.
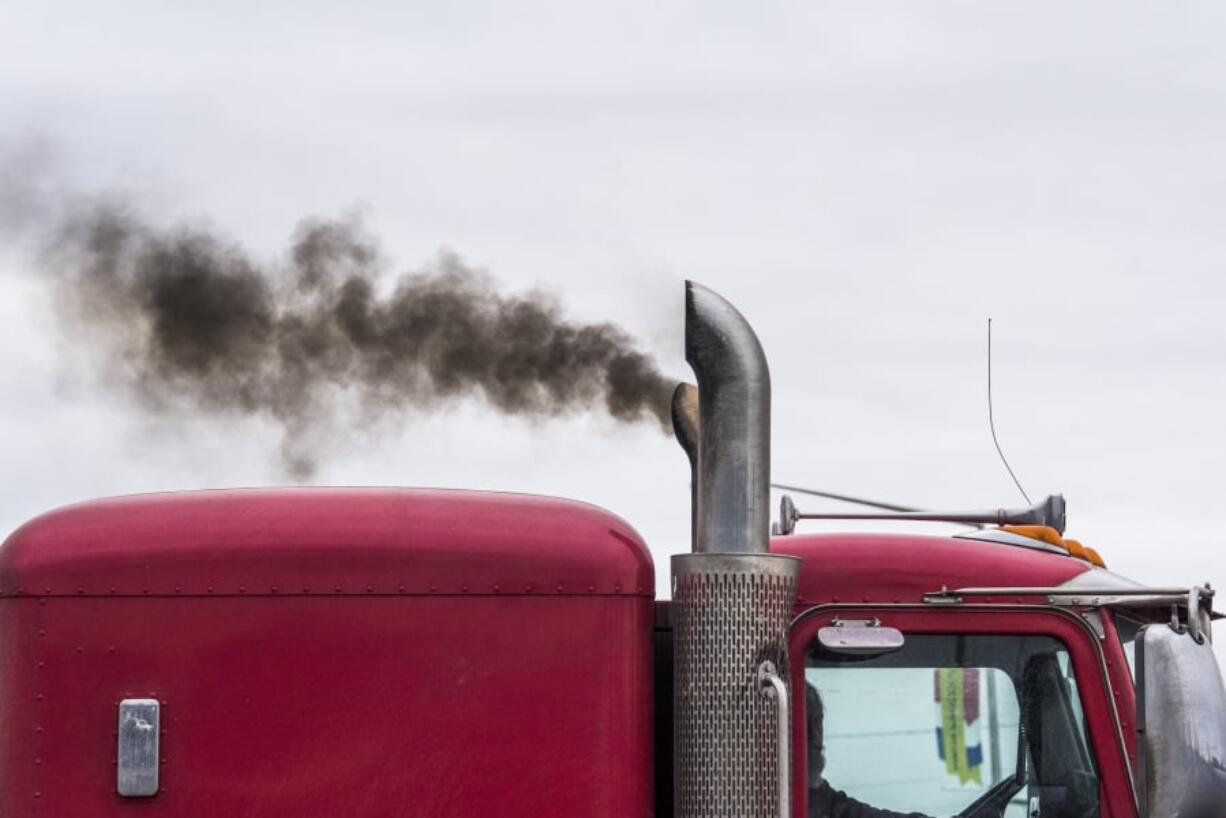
[805,634,1099,818]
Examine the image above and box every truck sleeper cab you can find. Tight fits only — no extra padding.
[0,488,655,816]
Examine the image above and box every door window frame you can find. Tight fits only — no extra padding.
[787,604,1137,818]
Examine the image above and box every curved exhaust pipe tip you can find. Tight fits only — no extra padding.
[684,281,771,555]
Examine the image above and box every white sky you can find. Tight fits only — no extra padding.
[3,2,1225,663]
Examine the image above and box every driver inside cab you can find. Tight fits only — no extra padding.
[808,684,934,818]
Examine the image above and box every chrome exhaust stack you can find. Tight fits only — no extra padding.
[672,282,800,818]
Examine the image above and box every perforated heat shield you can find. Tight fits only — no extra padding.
[672,552,800,818]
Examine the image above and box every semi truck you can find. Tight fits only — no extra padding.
[1,283,1223,817]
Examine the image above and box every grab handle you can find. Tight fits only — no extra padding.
[758,660,791,818]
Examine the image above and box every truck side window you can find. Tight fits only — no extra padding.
[806,634,1099,818]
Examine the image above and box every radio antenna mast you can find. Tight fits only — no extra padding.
[988,318,1031,504]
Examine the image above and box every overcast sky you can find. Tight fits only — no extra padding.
[3,2,1225,661]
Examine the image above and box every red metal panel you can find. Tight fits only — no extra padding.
[0,489,654,598]
[1098,609,1139,768]
[773,532,1091,606]
[0,594,654,817]
[787,606,1138,818]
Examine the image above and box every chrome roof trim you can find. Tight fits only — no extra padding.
[922,584,1218,621]
[1058,568,1148,591]
[952,527,1069,555]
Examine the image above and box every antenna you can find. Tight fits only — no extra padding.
[988,318,1031,504]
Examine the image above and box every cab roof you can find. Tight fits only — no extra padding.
[0,488,654,598]
[772,530,1093,606]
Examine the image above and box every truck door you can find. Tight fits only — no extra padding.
[788,607,1136,818]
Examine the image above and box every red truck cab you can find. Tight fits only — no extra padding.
[1,486,1212,817]
[775,530,1147,818]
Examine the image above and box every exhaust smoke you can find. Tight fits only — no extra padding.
[30,199,676,478]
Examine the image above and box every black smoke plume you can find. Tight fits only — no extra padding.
[40,201,676,478]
